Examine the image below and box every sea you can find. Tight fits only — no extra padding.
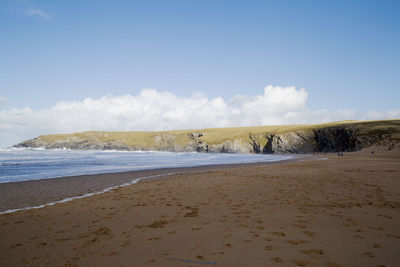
[0,148,292,183]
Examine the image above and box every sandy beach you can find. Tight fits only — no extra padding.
[1,150,399,267]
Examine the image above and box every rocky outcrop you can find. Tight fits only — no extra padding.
[18,137,133,151]
[14,120,400,153]
[153,133,177,151]
[259,126,398,153]
[209,139,252,154]
[261,131,315,153]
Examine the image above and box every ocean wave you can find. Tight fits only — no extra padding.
[0,149,292,183]
[0,147,47,152]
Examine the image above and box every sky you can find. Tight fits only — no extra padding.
[0,0,399,148]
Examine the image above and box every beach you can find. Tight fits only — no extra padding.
[1,150,399,266]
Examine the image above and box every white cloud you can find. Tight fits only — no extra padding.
[0,85,398,148]
[0,96,7,106]
[362,110,400,121]
[25,8,51,20]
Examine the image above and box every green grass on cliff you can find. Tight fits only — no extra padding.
[37,119,400,148]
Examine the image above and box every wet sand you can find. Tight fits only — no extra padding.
[1,150,399,266]
[0,157,299,213]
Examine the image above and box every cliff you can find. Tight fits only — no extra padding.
[14,120,400,153]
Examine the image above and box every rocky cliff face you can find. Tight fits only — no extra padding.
[259,127,398,153]
[14,120,400,153]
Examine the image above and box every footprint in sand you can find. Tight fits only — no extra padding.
[365,252,375,258]
[148,237,162,241]
[273,232,286,237]
[301,249,323,255]
[294,260,313,266]
[387,233,400,239]
[146,220,168,228]
[272,257,283,262]
[120,240,131,247]
[368,226,384,231]
[183,208,199,217]
[35,242,48,248]
[304,231,315,238]
[54,237,71,242]
[288,240,299,245]
[378,214,393,219]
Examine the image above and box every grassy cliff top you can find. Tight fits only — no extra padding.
[36,119,400,147]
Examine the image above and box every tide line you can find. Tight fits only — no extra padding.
[0,156,306,215]
[0,172,177,215]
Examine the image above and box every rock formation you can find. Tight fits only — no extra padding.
[14,120,400,153]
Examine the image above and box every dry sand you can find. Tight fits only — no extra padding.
[0,150,399,266]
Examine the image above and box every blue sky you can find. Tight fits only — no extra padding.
[0,0,399,147]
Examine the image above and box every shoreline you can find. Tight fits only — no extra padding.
[0,155,305,213]
[1,150,398,266]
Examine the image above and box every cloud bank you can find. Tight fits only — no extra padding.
[0,86,399,148]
